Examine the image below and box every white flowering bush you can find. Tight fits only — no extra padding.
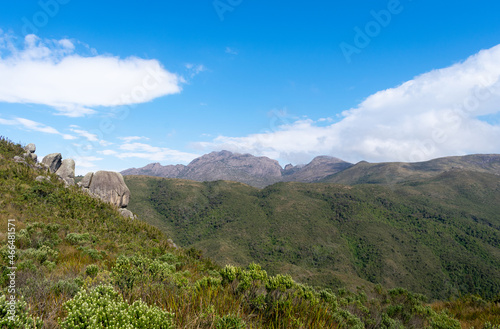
[59,284,175,329]
[0,293,43,328]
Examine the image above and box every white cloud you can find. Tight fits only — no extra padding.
[98,150,118,156]
[72,155,103,168]
[195,44,500,164]
[0,117,76,140]
[0,32,182,117]
[69,127,112,146]
[117,142,199,163]
[118,136,150,143]
[69,128,98,142]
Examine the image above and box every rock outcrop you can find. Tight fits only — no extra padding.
[79,170,135,219]
[42,153,62,173]
[23,143,37,161]
[118,208,135,219]
[78,172,93,188]
[20,143,135,219]
[56,159,76,186]
[24,143,36,153]
[86,171,130,208]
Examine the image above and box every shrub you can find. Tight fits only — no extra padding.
[265,274,294,292]
[77,246,103,260]
[147,260,175,280]
[21,245,58,264]
[194,276,222,291]
[220,265,238,285]
[65,233,91,245]
[215,314,247,329]
[59,284,175,329]
[51,279,80,297]
[85,264,99,277]
[0,293,43,328]
[428,311,461,329]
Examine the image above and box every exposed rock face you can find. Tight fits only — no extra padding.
[56,159,76,186]
[42,153,62,173]
[78,172,94,188]
[88,171,130,208]
[182,151,283,187]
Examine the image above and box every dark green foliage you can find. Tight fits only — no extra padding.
[126,170,500,300]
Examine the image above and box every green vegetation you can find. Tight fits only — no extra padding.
[0,136,498,328]
[60,284,175,329]
[431,295,500,329]
[125,171,500,301]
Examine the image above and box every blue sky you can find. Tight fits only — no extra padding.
[1,0,500,175]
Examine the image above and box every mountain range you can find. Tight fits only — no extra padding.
[122,151,500,188]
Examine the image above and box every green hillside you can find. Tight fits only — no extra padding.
[321,154,500,185]
[125,170,500,301]
[3,136,483,328]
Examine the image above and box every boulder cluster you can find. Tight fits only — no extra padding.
[19,143,135,219]
[41,152,76,186]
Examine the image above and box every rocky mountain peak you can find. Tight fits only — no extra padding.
[122,151,353,188]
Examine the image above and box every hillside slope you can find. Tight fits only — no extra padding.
[1,137,471,328]
[125,171,500,301]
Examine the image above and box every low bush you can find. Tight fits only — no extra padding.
[59,284,175,329]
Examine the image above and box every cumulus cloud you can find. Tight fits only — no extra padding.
[195,44,500,164]
[0,117,76,140]
[117,142,199,163]
[0,32,182,117]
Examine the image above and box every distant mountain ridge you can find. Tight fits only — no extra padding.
[121,150,353,188]
[122,151,500,188]
[323,154,500,185]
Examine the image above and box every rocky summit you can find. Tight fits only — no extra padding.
[121,150,353,188]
